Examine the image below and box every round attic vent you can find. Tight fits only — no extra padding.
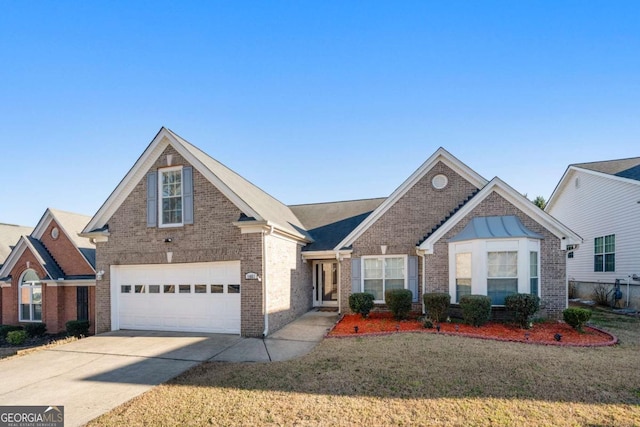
[432,174,448,190]
[51,227,59,240]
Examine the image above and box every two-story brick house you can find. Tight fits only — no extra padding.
[81,128,580,337]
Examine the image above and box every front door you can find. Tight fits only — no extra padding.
[313,261,338,307]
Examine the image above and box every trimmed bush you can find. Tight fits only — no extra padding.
[423,292,451,323]
[563,307,592,332]
[460,294,492,327]
[24,323,47,338]
[505,294,540,329]
[385,289,413,320]
[349,293,375,319]
[0,325,23,339]
[422,318,434,329]
[66,320,90,338]
[6,330,27,346]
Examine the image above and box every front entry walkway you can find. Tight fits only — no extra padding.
[0,309,338,427]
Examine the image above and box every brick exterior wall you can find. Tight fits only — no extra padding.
[1,247,94,333]
[265,234,312,333]
[40,219,94,276]
[95,143,310,337]
[341,161,478,312]
[427,192,567,318]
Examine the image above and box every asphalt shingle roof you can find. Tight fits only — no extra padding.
[574,157,640,182]
[0,223,33,267]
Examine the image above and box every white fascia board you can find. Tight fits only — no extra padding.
[44,280,96,287]
[0,237,29,278]
[301,250,353,260]
[335,148,488,250]
[545,166,573,213]
[233,220,310,243]
[30,209,54,240]
[419,177,582,253]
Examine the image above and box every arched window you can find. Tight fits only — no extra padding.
[19,269,42,322]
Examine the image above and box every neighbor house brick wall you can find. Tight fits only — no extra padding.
[40,219,94,276]
[343,161,479,311]
[95,143,268,336]
[265,234,312,334]
[2,248,47,326]
[426,192,567,318]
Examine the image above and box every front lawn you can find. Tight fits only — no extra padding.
[89,309,640,426]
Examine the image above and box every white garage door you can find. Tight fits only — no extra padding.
[111,261,241,334]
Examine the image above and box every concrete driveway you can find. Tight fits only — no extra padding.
[0,310,338,427]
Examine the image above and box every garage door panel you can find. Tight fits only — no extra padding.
[113,262,241,334]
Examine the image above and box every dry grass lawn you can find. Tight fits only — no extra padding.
[89,309,640,426]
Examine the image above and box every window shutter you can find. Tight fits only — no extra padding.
[408,256,419,302]
[351,258,361,294]
[183,166,194,225]
[146,172,157,227]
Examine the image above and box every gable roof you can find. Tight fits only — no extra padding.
[0,223,33,268]
[546,156,640,212]
[0,208,95,281]
[82,127,311,241]
[419,177,582,253]
[334,147,488,250]
[289,198,386,252]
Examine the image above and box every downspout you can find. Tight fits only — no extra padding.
[262,225,275,337]
[335,251,342,314]
[417,249,426,314]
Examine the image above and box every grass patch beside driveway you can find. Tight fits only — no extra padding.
[89,310,640,426]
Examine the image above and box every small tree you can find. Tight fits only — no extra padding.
[385,289,413,320]
[505,294,540,329]
[348,293,375,318]
[532,195,546,209]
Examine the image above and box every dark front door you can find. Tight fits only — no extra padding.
[77,286,89,321]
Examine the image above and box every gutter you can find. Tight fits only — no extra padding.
[262,226,274,337]
[417,248,426,314]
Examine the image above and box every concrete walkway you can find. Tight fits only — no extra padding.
[0,309,338,427]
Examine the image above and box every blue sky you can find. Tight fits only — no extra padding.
[2,1,639,227]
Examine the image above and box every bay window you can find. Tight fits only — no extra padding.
[19,269,42,322]
[487,251,518,305]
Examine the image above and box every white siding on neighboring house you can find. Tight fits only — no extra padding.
[547,168,640,284]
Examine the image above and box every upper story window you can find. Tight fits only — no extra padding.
[594,234,615,272]
[362,255,407,302]
[159,167,183,227]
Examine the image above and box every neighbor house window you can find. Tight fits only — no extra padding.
[362,256,406,302]
[455,253,472,303]
[19,269,42,322]
[530,251,539,296]
[594,234,615,272]
[159,167,183,227]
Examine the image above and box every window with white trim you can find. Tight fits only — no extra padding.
[594,234,615,272]
[362,256,407,302]
[487,251,518,305]
[449,239,540,306]
[19,269,42,322]
[159,166,183,227]
[455,253,471,303]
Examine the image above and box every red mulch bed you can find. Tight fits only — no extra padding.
[327,312,617,347]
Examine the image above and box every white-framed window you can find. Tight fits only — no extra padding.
[594,234,615,272]
[159,166,183,227]
[362,255,407,302]
[449,239,540,306]
[19,269,42,322]
[455,252,472,303]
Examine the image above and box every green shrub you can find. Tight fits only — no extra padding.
[0,325,23,339]
[385,289,413,320]
[422,318,434,329]
[24,323,47,338]
[423,292,451,323]
[460,295,492,327]
[348,293,375,318]
[563,307,592,332]
[66,320,90,338]
[6,330,27,346]
[505,294,540,329]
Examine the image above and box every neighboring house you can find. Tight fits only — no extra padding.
[81,128,580,337]
[546,157,640,309]
[0,223,34,269]
[0,209,96,334]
